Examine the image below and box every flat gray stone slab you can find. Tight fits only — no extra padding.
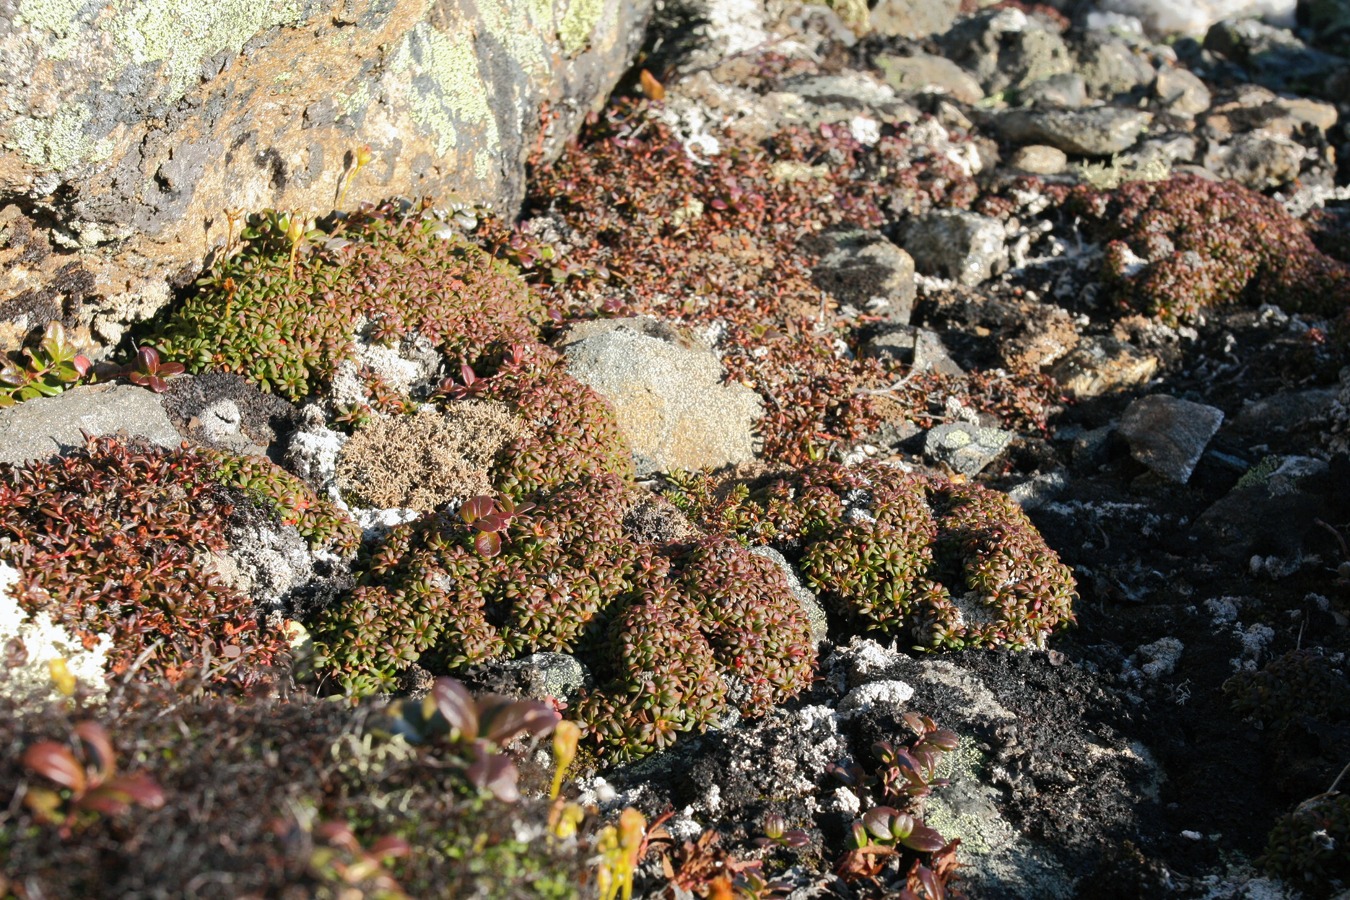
[0,383,182,466]
[1117,394,1223,484]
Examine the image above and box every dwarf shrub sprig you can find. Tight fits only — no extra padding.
[0,437,293,685]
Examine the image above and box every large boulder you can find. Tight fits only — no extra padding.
[0,0,653,356]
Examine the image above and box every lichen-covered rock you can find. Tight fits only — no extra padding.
[874,53,985,105]
[0,0,653,356]
[937,8,1074,95]
[557,317,763,476]
[903,210,1008,287]
[868,0,963,39]
[924,422,1013,476]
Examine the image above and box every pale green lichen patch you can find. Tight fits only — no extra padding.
[473,2,551,82]
[7,101,102,171]
[13,0,90,34]
[8,0,309,172]
[109,0,307,106]
[558,0,603,56]
[392,22,500,165]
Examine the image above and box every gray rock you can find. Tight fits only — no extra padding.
[994,106,1152,156]
[1194,456,1337,566]
[838,679,915,718]
[1126,134,1200,170]
[1202,131,1306,188]
[1203,88,1339,139]
[749,546,829,644]
[1204,17,1350,101]
[1076,35,1157,99]
[1232,386,1338,435]
[862,325,964,376]
[476,653,589,706]
[874,53,985,104]
[0,0,653,358]
[925,422,1013,475]
[902,210,1008,287]
[1116,394,1223,483]
[938,8,1075,94]
[212,521,319,615]
[807,228,916,324]
[0,383,182,465]
[1007,470,1068,510]
[1019,72,1088,109]
[1094,0,1296,37]
[869,0,963,39]
[1049,336,1160,400]
[1009,144,1069,174]
[1154,66,1212,116]
[557,317,762,476]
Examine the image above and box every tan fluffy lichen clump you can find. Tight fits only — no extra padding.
[336,402,529,512]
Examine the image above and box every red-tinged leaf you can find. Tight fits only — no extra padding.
[460,495,495,525]
[74,722,116,782]
[22,742,86,794]
[77,785,133,817]
[474,530,501,557]
[108,772,165,809]
[862,806,900,840]
[476,512,509,532]
[159,361,186,377]
[900,823,947,854]
[369,835,412,859]
[316,820,360,851]
[465,743,519,803]
[915,863,941,899]
[431,678,478,737]
[138,346,160,370]
[460,363,477,384]
[930,729,960,751]
[73,355,92,377]
[0,364,26,387]
[479,697,559,745]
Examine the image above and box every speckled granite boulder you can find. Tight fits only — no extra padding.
[0,0,652,356]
